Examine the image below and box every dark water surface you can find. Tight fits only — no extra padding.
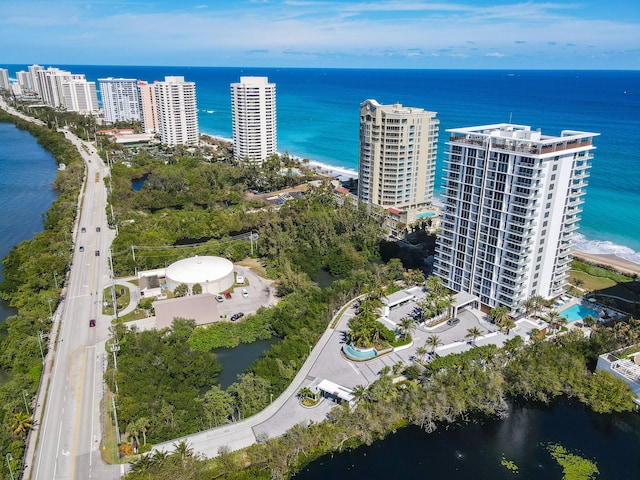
[296,401,640,479]
[213,338,279,389]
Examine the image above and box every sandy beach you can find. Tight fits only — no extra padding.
[572,251,640,276]
[202,133,358,180]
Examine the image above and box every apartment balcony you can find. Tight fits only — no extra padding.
[538,138,592,154]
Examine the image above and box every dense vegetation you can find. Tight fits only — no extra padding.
[2,103,638,480]
[126,322,639,479]
[0,108,84,479]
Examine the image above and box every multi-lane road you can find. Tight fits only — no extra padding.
[21,125,122,479]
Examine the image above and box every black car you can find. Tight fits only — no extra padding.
[95,250,100,256]
[230,312,244,321]
[96,227,101,232]
[81,227,86,233]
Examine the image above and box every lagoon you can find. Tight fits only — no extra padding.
[213,338,279,389]
[0,122,58,324]
[297,401,640,479]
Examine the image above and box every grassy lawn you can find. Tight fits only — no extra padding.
[568,270,616,293]
[237,257,268,278]
[102,284,131,315]
[115,308,150,323]
[101,390,122,464]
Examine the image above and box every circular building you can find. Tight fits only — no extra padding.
[165,256,234,295]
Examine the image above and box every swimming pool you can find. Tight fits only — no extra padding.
[342,344,377,360]
[416,212,436,219]
[559,304,599,323]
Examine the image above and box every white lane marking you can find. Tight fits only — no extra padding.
[88,346,97,466]
[348,362,362,375]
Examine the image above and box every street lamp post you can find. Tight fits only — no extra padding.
[22,390,30,414]
[5,453,14,480]
[46,297,53,321]
[37,331,49,363]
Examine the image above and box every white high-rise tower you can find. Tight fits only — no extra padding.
[434,123,598,313]
[155,76,199,146]
[231,76,276,163]
[98,78,141,123]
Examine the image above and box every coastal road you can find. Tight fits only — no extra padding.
[28,129,122,480]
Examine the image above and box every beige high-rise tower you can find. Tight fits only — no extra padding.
[357,100,439,223]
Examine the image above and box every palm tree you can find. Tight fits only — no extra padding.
[465,327,484,346]
[530,294,547,318]
[398,317,416,340]
[297,387,314,400]
[490,305,511,330]
[127,421,140,450]
[10,412,33,437]
[501,316,516,334]
[351,385,369,403]
[172,440,194,466]
[520,296,536,318]
[414,346,428,363]
[546,310,562,333]
[425,335,442,354]
[426,275,445,295]
[137,417,150,446]
[572,277,585,291]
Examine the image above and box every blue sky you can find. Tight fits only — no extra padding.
[1,0,639,69]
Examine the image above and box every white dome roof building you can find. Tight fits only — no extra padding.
[165,256,234,295]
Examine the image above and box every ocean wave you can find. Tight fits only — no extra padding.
[573,234,640,265]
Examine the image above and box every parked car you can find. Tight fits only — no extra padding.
[79,246,84,252]
[224,291,232,299]
[215,294,224,302]
[89,319,96,327]
[241,288,248,298]
[230,312,244,321]
[446,317,460,326]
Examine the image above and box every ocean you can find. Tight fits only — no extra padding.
[4,66,640,263]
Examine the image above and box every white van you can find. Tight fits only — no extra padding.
[236,272,245,284]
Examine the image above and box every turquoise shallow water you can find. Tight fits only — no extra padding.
[4,66,640,261]
[559,304,599,323]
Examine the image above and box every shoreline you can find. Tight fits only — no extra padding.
[202,131,640,269]
[202,132,358,180]
[571,251,640,277]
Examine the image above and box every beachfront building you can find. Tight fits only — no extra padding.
[35,68,83,108]
[434,123,598,314]
[357,100,439,225]
[99,78,141,123]
[155,76,199,146]
[16,70,34,93]
[230,76,276,163]
[0,68,10,92]
[28,64,45,98]
[62,78,99,114]
[138,80,159,133]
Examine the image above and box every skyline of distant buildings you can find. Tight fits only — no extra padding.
[231,76,277,163]
[0,64,600,314]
